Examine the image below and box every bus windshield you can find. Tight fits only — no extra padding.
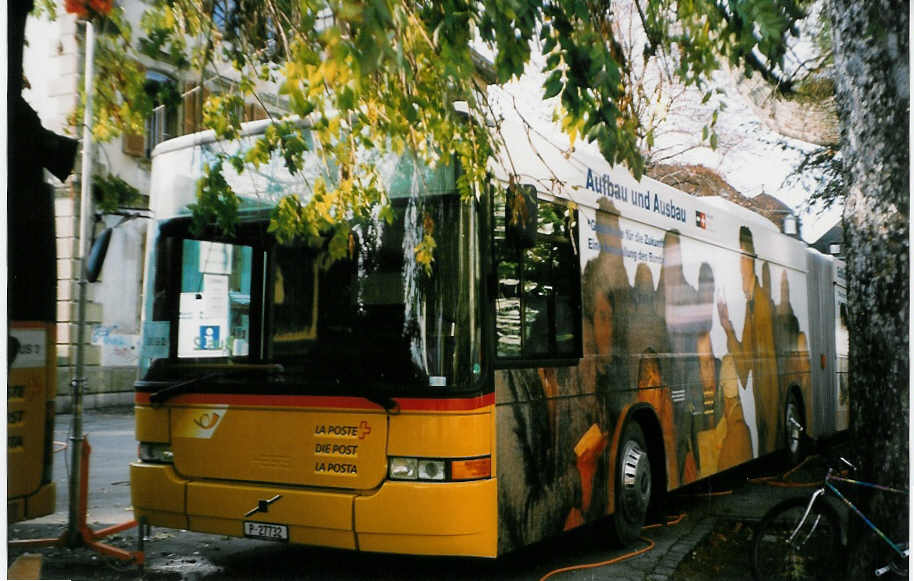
[144,192,483,392]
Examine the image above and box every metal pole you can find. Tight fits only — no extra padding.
[68,18,95,547]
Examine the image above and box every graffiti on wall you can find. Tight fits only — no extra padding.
[91,324,140,367]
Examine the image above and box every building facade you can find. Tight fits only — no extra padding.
[22,4,283,411]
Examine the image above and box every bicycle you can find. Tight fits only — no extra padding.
[751,421,908,580]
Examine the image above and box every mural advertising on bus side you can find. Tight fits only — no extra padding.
[495,194,811,554]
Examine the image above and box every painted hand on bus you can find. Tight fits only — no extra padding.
[717,296,733,333]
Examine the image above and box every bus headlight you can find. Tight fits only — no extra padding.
[417,459,446,481]
[387,456,490,481]
[138,442,174,463]
[388,457,418,480]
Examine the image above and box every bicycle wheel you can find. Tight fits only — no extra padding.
[886,540,907,578]
[752,496,843,581]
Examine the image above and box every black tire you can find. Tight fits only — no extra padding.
[752,496,843,581]
[784,392,807,466]
[610,421,651,546]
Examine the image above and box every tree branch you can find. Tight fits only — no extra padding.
[713,1,796,94]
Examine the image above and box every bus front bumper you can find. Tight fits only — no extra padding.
[130,463,497,557]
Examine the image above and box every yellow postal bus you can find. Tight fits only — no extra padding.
[130,117,847,556]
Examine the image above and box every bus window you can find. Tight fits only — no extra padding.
[264,193,482,389]
[494,193,581,359]
[177,240,253,358]
[271,245,319,355]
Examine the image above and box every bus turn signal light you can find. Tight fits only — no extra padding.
[449,457,491,481]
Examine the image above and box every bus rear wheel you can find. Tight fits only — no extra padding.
[784,392,806,466]
[610,421,651,546]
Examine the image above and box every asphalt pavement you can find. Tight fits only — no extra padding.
[7,407,842,580]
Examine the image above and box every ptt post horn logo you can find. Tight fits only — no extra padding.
[193,412,221,430]
[244,494,282,517]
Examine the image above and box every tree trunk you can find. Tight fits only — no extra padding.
[827,1,909,576]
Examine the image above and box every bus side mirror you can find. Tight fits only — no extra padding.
[87,227,113,283]
[506,183,538,250]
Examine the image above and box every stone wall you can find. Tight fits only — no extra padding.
[53,194,141,413]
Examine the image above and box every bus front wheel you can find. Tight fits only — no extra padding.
[610,421,651,545]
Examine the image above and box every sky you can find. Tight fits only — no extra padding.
[481,5,842,245]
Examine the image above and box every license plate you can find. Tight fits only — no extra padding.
[243,521,289,541]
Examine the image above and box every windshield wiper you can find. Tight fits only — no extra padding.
[149,372,222,405]
[149,364,284,405]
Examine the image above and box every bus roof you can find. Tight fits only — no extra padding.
[489,113,805,271]
[149,113,806,271]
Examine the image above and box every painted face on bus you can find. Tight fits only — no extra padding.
[663,231,682,270]
[780,271,791,306]
[697,332,715,390]
[739,227,756,299]
[637,354,662,390]
[740,252,755,299]
[592,291,613,357]
[697,262,715,323]
[720,355,739,399]
[795,333,810,371]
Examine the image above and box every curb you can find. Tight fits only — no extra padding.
[645,516,717,580]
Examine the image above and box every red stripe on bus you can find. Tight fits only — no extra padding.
[133,392,495,411]
[394,394,495,411]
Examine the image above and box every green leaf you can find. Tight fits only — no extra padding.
[543,70,564,99]
[228,154,244,174]
[541,27,557,54]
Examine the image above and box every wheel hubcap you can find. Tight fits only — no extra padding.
[620,440,650,519]
[786,403,801,453]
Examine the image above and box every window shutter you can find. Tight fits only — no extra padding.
[200,88,210,130]
[183,83,199,135]
[183,84,209,135]
[122,62,147,156]
[244,102,269,121]
[122,131,146,157]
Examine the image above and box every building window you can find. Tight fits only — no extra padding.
[212,0,235,31]
[144,71,179,154]
[493,191,581,360]
[123,70,179,157]
[182,82,270,137]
